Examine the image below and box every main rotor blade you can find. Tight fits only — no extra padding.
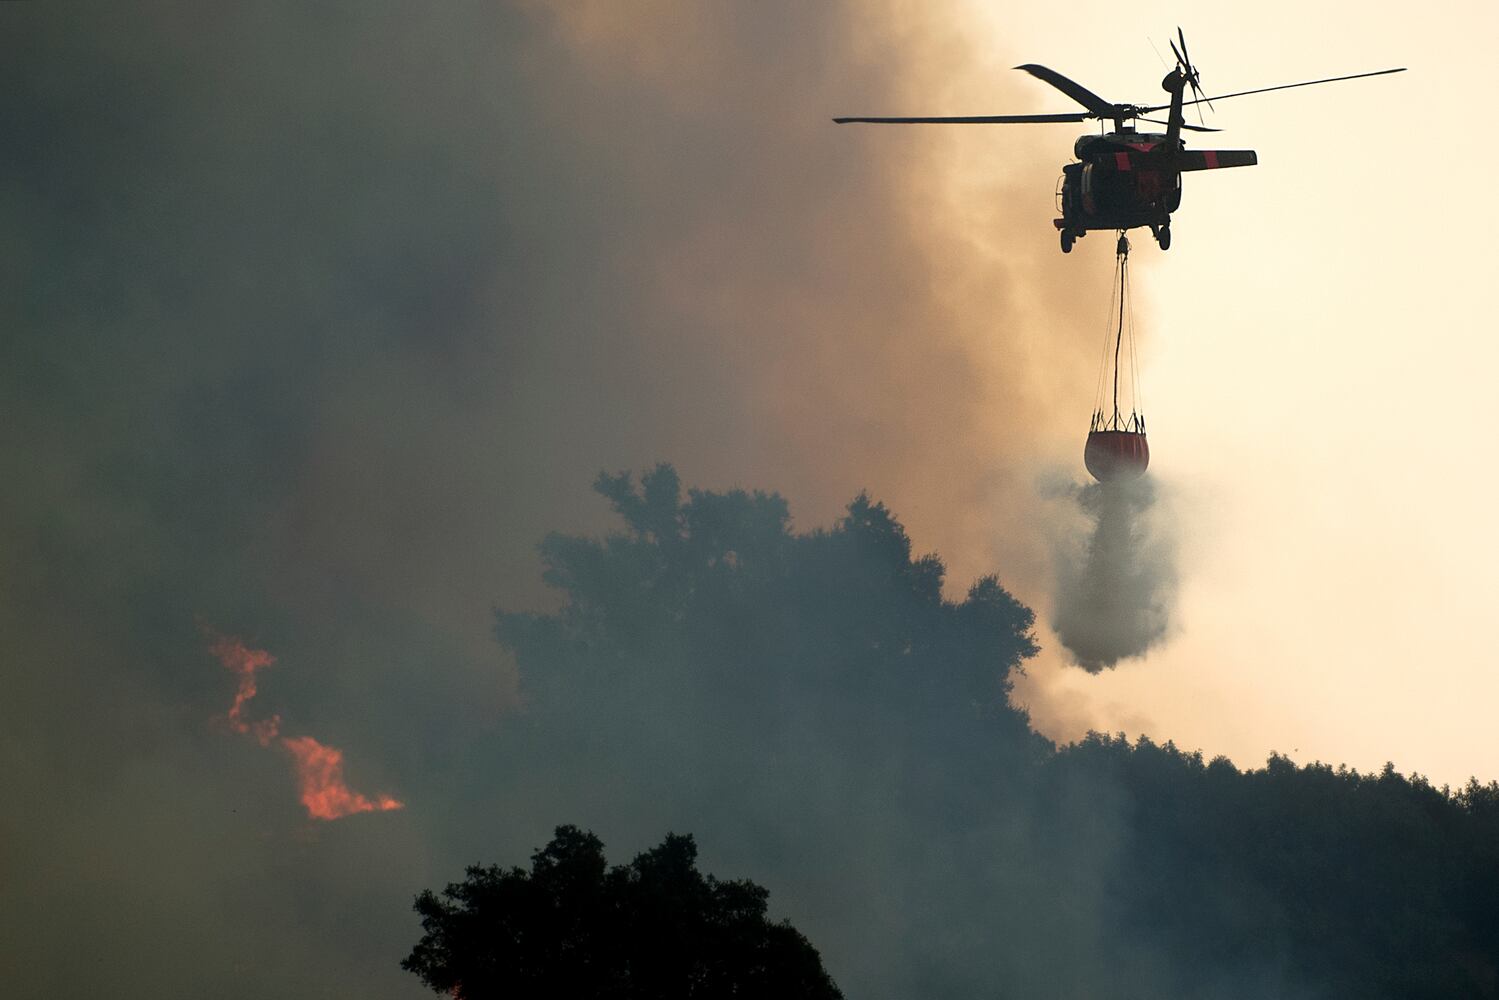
[1013,64,1115,116]
[1139,117,1220,132]
[833,112,1089,124]
[1140,66,1406,112]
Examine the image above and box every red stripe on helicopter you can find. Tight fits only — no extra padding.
[1203,150,1219,169]
[1115,152,1131,171]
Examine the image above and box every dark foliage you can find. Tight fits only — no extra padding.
[403,824,843,1000]
[1033,734,1499,998]
[500,463,1044,761]
[485,465,1499,998]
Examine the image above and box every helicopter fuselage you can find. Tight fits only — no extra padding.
[1057,132,1182,239]
[1055,130,1257,252]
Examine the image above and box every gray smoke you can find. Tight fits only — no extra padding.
[0,5,1089,997]
[1051,475,1178,671]
[0,4,1195,997]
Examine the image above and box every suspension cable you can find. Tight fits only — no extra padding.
[1093,246,1122,422]
[1091,231,1146,434]
[1127,264,1144,430]
[1113,236,1128,426]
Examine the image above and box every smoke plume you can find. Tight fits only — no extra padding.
[209,633,403,820]
[0,4,1232,996]
[1051,476,1177,672]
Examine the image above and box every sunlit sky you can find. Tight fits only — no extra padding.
[914,0,1499,785]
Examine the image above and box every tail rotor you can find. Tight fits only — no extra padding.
[1170,27,1214,123]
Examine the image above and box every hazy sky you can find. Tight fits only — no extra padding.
[4,1,1493,996]
[966,0,1499,787]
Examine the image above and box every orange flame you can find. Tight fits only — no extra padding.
[209,633,281,745]
[281,735,405,820]
[208,630,403,821]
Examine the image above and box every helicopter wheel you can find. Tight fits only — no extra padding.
[1060,230,1075,254]
[1157,225,1172,250]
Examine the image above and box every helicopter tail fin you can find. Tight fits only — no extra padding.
[1179,149,1257,171]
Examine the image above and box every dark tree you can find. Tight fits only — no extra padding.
[403,824,844,1000]
[496,464,1046,810]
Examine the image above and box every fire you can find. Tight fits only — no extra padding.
[210,633,281,745]
[208,631,404,821]
[281,735,405,820]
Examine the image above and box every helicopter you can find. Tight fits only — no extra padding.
[834,30,1404,252]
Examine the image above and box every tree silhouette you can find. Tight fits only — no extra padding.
[403,824,843,999]
[499,463,1044,776]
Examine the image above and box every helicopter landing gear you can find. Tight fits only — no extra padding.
[1060,229,1076,253]
[1156,224,1172,250]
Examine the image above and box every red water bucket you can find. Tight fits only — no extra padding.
[1084,430,1149,482]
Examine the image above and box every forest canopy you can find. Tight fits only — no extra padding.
[479,465,1499,999]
